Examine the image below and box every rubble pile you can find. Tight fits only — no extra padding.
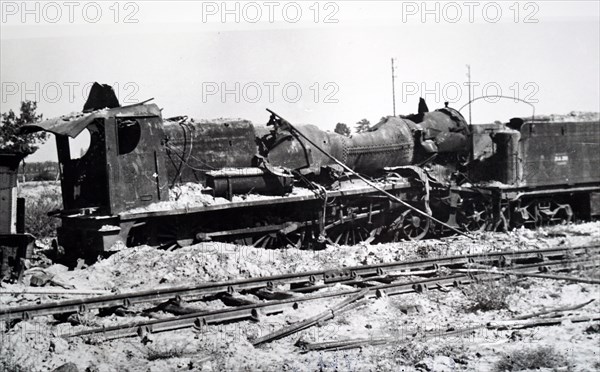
[1,222,598,372]
[20,222,599,294]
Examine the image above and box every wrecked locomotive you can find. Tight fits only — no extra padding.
[21,83,600,262]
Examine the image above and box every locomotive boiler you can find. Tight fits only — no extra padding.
[161,97,470,196]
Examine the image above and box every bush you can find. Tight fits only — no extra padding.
[24,185,62,238]
[391,342,466,367]
[495,345,569,371]
[145,341,187,361]
[464,278,517,312]
[32,169,56,181]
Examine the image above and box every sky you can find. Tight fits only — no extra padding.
[1,0,599,161]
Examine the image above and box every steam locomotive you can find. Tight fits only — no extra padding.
[22,83,600,262]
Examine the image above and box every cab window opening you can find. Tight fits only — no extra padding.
[117,119,141,155]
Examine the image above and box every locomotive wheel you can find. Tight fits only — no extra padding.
[252,232,279,249]
[512,200,538,228]
[252,231,301,249]
[326,223,374,246]
[457,199,490,232]
[537,200,573,226]
[553,204,573,225]
[515,199,573,228]
[252,226,320,249]
[390,209,430,241]
[252,230,301,249]
[251,220,291,249]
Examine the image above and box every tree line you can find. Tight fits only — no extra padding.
[334,118,375,136]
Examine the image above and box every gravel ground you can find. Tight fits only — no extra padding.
[1,222,599,371]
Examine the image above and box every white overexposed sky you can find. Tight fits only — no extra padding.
[1,0,599,161]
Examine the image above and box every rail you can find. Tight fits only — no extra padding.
[2,244,597,322]
[65,256,598,340]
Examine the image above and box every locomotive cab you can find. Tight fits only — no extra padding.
[21,85,169,260]
[22,86,168,216]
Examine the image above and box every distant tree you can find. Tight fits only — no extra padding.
[0,101,46,155]
[334,123,351,136]
[33,169,55,181]
[355,119,371,134]
[20,161,59,181]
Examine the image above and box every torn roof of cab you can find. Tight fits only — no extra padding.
[21,103,161,138]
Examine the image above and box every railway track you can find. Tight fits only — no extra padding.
[64,257,599,341]
[1,244,598,344]
[2,244,598,323]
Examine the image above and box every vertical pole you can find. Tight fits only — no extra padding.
[154,151,161,201]
[466,64,472,127]
[16,197,25,234]
[391,58,396,116]
[466,64,474,163]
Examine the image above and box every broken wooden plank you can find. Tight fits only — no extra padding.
[511,299,595,320]
[298,336,392,352]
[0,288,111,296]
[251,289,369,346]
[455,268,600,285]
[454,269,600,284]
[489,315,600,330]
[517,273,600,285]
[302,313,600,352]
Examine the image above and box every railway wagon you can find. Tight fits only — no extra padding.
[458,117,600,230]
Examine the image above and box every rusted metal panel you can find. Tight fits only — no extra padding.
[470,122,506,160]
[163,119,256,184]
[346,117,414,173]
[105,115,168,214]
[25,104,166,215]
[491,131,521,185]
[21,104,162,138]
[21,111,97,138]
[0,154,24,234]
[591,192,600,216]
[520,121,600,187]
[0,234,34,281]
[56,216,122,261]
[472,121,600,188]
[0,154,35,279]
[0,170,17,234]
[265,124,348,174]
[403,106,471,157]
